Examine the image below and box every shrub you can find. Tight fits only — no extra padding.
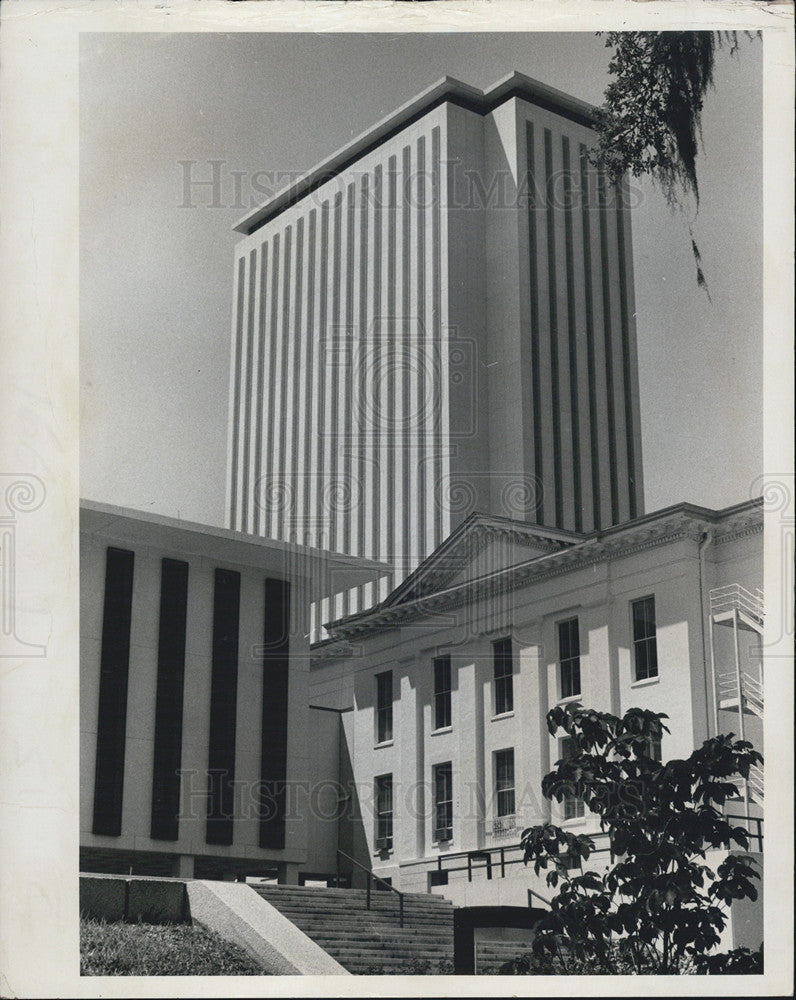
[520,706,763,975]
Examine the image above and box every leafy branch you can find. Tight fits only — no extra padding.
[520,705,763,974]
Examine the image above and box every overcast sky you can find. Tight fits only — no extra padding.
[79,31,763,528]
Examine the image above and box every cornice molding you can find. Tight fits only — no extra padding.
[321,503,765,644]
[713,516,764,544]
[327,520,707,641]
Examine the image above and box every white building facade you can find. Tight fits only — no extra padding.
[226,73,645,628]
[309,497,763,948]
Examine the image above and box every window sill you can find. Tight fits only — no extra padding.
[630,675,660,689]
[557,694,582,706]
[374,739,394,749]
[491,711,515,722]
[431,726,452,737]
[560,816,588,829]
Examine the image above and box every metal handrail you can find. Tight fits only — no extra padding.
[709,584,764,621]
[428,830,611,885]
[528,887,553,908]
[717,672,739,697]
[748,764,764,798]
[335,848,405,927]
[716,669,763,708]
[725,813,763,851]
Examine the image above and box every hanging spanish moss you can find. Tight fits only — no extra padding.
[592,31,758,295]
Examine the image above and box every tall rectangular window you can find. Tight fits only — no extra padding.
[433,655,452,730]
[495,748,515,818]
[493,637,514,715]
[632,596,658,681]
[150,558,189,842]
[375,774,393,850]
[206,568,241,846]
[560,737,585,820]
[93,547,135,837]
[558,617,581,699]
[375,670,393,744]
[433,762,453,841]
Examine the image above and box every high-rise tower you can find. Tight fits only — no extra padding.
[226,72,644,627]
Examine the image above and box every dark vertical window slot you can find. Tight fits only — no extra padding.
[562,136,582,531]
[526,122,544,524]
[92,547,135,837]
[579,144,601,530]
[206,568,241,846]
[544,128,563,528]
[150,558,189,842]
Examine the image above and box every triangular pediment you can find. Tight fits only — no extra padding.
[382,514,582,608]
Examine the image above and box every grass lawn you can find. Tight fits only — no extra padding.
[80,918,267,976]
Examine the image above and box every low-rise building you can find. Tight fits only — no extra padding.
[79,500,387,881]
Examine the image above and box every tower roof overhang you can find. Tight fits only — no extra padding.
[233,71,597,237]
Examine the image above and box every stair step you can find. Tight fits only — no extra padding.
[252,886,453,913]
[290,935,452,948]
[259,912,451,926]
[254,895,451,912]
[250,884,454,973]
[260,902,452,915]
[269,913,450,925]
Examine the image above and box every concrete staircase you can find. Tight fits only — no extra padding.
[252,885,454,974]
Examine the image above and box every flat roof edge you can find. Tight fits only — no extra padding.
[233,71,596,235]
[79,499,391,574]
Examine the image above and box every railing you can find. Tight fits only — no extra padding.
[747,764,764,802]
[335,848,405,927]
[744,673,764,710]
[428,832,611,888]
[726,813,763,852]
[710,584,765,623]
[717,671,739,702]
[717,669,764,713]
[438,842,528,884]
